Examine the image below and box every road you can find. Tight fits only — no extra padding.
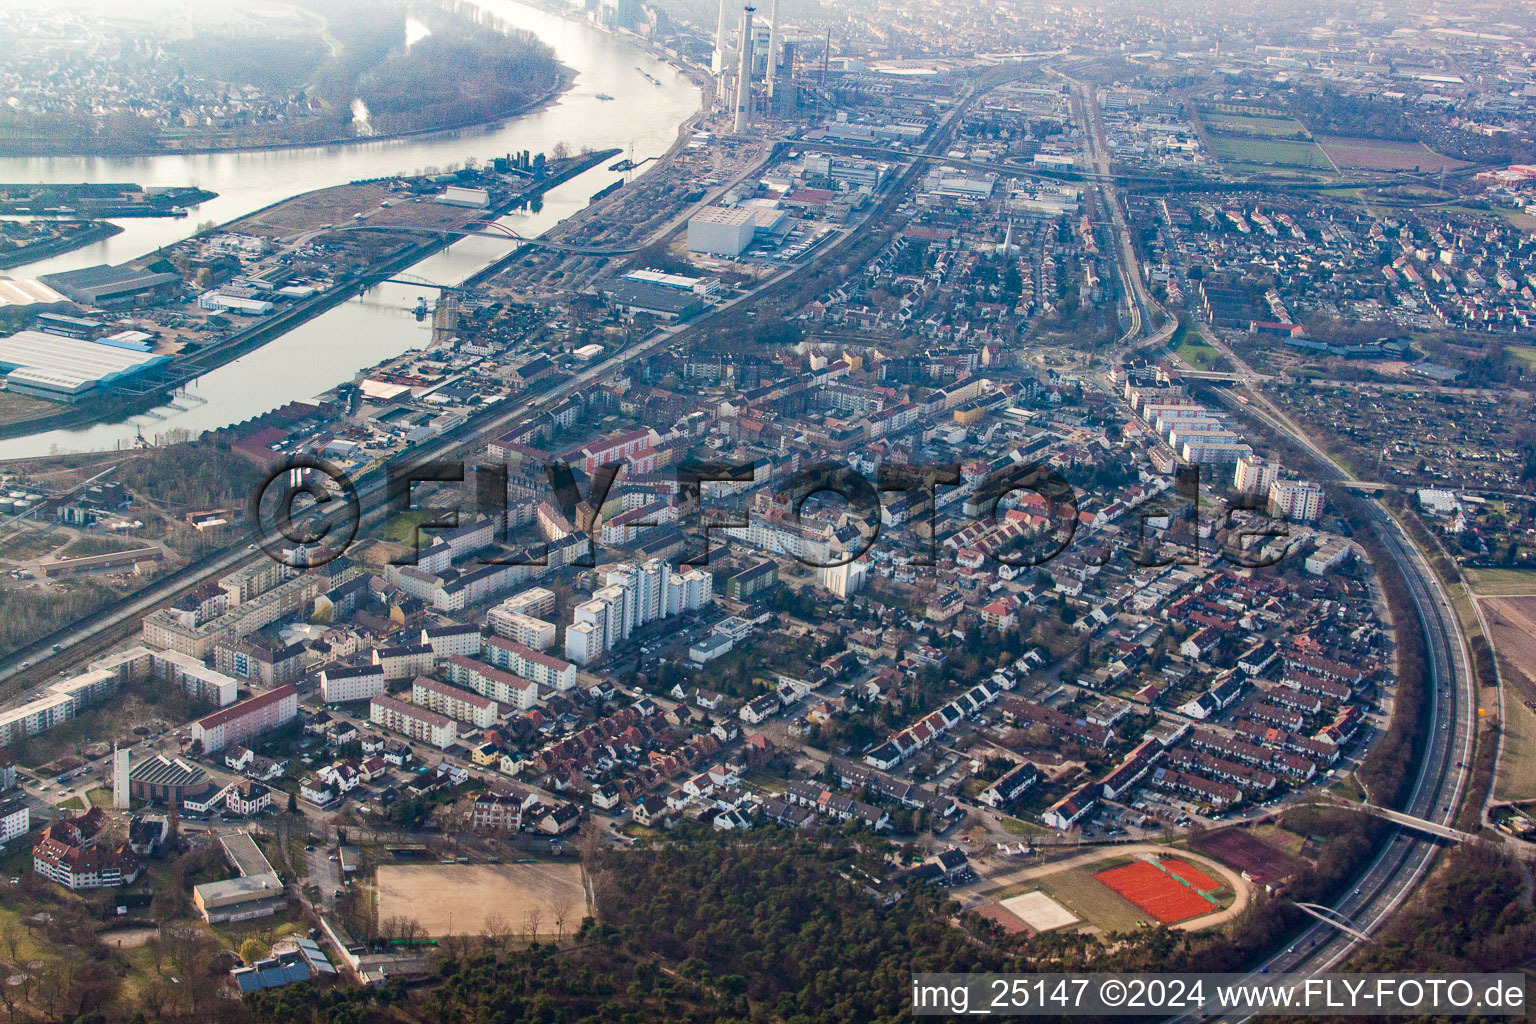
[1155,383,1476,1022]
[0,58,1005,697]
[1054,69,1172,351]
[1046,66,1479,1011]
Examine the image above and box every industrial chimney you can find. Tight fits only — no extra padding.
[764,0,781,105]
[734,5,755,132]
[713,0,731,74]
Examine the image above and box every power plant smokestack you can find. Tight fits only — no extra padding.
[734,5,755,133]
[713,0,731,74]
[764,0,781,103]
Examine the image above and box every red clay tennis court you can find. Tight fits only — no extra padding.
[1092,858,1224,924]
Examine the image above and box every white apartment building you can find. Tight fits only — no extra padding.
[150,649,238,707]
[564,620,604,666]
[1270,479,1324,523]
[372,643,436,680]
[443,655,541,710]
[481,637,576,690]
[369,695,456,748]
[1233,454,1278,496]
[421,624,483,660]
[486,611,555,650]
[411,676,498,729]
[319,665,386,704]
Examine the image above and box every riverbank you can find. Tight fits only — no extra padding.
[0,222,122,272]
[0,0,703,457]
[0,65,579,161]
[0,148,617,442]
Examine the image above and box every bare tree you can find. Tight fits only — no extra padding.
[523,908,542,943]
[139,978,172,1020]
[0,975,22,1023]
[482,913,511,952]
[0,921,20,962]
[552,892,575,943]
[378,917,404,945]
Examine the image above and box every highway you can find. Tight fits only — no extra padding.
[1051,72,1480,1009]
[1167,391,1477,1022]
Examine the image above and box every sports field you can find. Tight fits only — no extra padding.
[1000,890,1079,931]
[1033,865,1151,932]
[1093,858,1225,924]
[1209,136,1332,170]
[375,862,587,937]
[1191,828,1306,887]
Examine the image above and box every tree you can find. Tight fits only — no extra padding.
[483,913,511,951]
[287,791,298,814]
[552,892,575,943]
[239,937,267,964]
[1,921,20,962]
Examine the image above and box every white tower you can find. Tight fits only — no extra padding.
[765,0,782,102]
[112,744,130,810]
[734,5,755,133]
[712,0,732,74]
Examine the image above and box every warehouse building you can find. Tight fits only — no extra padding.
[39,263,182,309]
[687,206,757,257]
[0,277,69,310]
[0,330,169,403]
[197,292,275,316]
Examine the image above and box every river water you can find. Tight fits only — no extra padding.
[0,0,699,458]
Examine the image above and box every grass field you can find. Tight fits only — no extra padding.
[61,534,154,558]
[0,391,59,426]
[998,815,1049,837]
[381,510,441,544]
[1497,702,1536,803]
[1204,113,1311,138]
[376,862,587,938]
[1480,595,1536,801]
[1030,864,1152,933]
[1250,823,1309,857]
[1507,346,1536,370]
[1464,567,1536,596]
[1209,136,1334,171]
[0,529,58,561]
[1176,339,1221,370]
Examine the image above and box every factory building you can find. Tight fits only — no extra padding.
[38,263,182,309]
[0,330,170,403]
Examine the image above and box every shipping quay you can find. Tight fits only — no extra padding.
[0,148,618,440]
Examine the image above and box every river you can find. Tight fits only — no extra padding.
[0,0,699,459]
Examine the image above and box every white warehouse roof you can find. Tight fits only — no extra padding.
[0,330,168,392]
